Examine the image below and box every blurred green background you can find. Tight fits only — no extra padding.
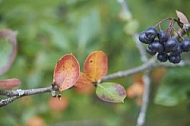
[0,0,190,126]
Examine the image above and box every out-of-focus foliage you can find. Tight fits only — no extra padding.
[0,0,190,126]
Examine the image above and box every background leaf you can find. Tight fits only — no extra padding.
[53,54,80,91]
[96,82,126,103]
[154,68,190,106]
[0,29,17,75]
[84,51,108,82]
[48,96,69,112]
[0,78,21,90]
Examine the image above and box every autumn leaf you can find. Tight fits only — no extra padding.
[0,29,18,75]
[53,54,80,91]
[176,10,189,24]
[96,82,126,103]
[0,78,21,90]
[75,84,95,94]
[74,72,95,94]
[75,72,92,89]
[84,51,108,82]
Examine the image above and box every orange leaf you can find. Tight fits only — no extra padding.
[75,72,93,89]
[53,54,80,91]
[84,51,108,82]
[75,84,95,94]
[0,78,21,90]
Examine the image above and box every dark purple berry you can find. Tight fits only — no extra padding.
[157,53,168,62]
[165,38,178,51]
[146,46,157,55]
[149,40,164,53]
[158,30,168,42]
[139,31,153,44]
[145,27,157,40]
[181,38,190,52]
[171,43,182,55]
[168,54,181,64]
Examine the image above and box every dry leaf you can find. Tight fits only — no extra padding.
[176,10,189,24]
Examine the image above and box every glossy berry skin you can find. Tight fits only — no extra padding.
[149,40,164,53]
[181,39,190,52]
[168,54,181,64]
[139,31,153,44]
[171,43,182,55]
[165,38,178,51]
[158,30,168,42]
[145,27,157,41]
[146,46,157,55]
[157,53,168,62]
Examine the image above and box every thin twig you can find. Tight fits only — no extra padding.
[174,24,190,39]
[1,59,190,107]
[0,96,20,107]
[137,71,151,126]
[0,86,52,97]
[133,33,148,62]
[0,86,52,107]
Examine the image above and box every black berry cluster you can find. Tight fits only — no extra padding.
[139,27,190,64]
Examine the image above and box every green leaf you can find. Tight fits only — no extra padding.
[40,21,69,50]
[154,68,190,106]
[76,8,100,51]
[96,82,126,103]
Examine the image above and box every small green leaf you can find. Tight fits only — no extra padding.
[96,82,126,103]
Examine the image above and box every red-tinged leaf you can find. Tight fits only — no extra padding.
[84,51,108,82]
[0,29,18,75]
[176,10,189,24]
[96,82,126,103]
[0,78,21,90]
[74,72,92,88]
[53,54,80,91]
